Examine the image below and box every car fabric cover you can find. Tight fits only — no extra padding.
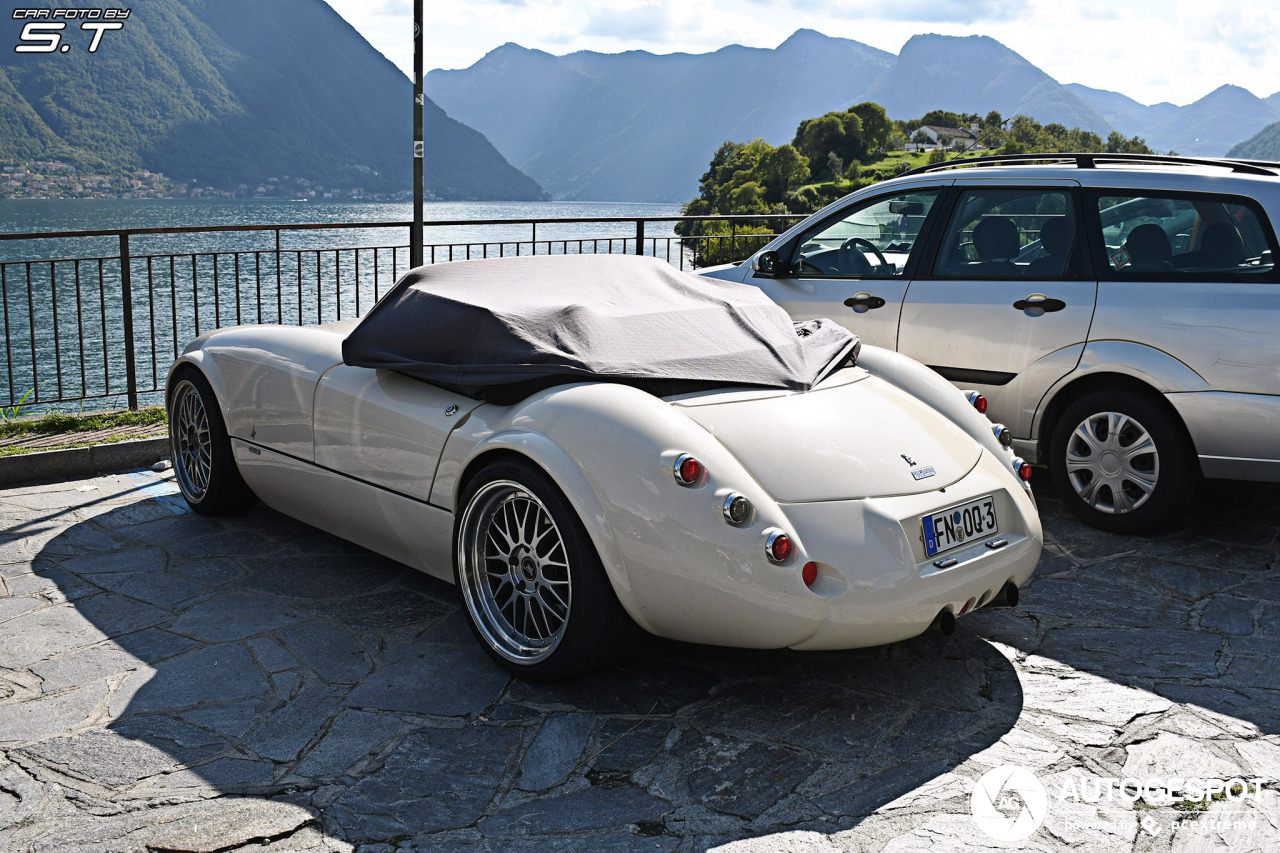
[341,254,858,400]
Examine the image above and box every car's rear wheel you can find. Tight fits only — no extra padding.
[168,367,255,515]
[454,458,631,680]
[1048,389,1196,533]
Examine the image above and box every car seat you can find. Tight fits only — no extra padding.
[1123,224,1172,271]
[972,217,1020,274]
[1199,221,1247,267]
[1027,216,1075,277]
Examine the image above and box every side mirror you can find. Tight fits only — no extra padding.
[752,250,782,277]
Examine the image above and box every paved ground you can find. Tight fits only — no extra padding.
[0,468,1278,852]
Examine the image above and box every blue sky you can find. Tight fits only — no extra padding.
[325,0,1280,107]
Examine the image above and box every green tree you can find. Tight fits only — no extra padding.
[727,181,768,214]
[1007,114,1043,147]
[827,151,844,181]
[1105,131,1154,154]
[847,102,892,154]
[759,144,809,200]
[793,110,865,178]
[916,110,967,131]
[677,138,810,236]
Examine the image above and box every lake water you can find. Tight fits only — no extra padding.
[0,199,688,412]
[0,198,685,257]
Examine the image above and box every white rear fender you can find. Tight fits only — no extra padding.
[857,345,1014,466]
[431,383,820,639]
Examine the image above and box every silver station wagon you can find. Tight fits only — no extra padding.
[702,153,1280,532]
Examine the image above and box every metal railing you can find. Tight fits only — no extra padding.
[0,214,801,413]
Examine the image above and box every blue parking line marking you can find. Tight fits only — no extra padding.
[126,470,189,514]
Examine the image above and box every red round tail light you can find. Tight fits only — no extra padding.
[1012,457,1032,482]
[965,391,988,414]
[802,561,818,587]
[674,454,703,486]
[765,531,794,563]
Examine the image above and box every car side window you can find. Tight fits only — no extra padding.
[1092,191,1277,278]
[932,188,1081,279]
[789,189,941,278]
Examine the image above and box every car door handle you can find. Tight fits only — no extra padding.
[1013,294,1066,312]
[844,293,886,310]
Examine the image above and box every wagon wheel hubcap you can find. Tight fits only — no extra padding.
[1064,410,1159,515]
[171,381,212,501]
[458,481,572,664]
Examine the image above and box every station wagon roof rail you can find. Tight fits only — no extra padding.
[901,152,1280,178]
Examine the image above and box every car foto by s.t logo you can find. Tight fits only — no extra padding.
[12,8,129,54]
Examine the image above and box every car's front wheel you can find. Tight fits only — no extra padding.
[167,367,256,515]
[454,458,631,680]
[1048,389,1197,533]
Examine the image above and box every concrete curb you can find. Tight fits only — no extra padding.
[0,437,170,487]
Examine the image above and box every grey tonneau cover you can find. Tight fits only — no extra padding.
[341,254,857,400]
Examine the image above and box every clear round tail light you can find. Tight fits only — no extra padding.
[992,424,1013,448]
[723,493,751,525]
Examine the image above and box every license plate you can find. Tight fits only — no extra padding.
[922,496,998,557]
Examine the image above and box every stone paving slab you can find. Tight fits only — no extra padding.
[0,468,1277,851]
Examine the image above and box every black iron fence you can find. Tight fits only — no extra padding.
[0,214,801,413]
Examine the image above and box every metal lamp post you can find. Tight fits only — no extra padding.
[411,0,424,268]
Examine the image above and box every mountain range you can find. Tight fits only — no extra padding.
[0,0,544,200]
[427,30,1280,202]
[1230,121,1280,161]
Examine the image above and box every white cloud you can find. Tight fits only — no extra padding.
[811,0,1026,25]
[583,3,676,41]
[323,0,1280,105]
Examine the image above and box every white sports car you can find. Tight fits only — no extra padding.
[166,254,1042,680]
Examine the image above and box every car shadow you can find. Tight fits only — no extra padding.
[1,474,1025,851]
[970,475,1280,733]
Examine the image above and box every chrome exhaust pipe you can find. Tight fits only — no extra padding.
[934,609,956,636]
[987,581,1020,609]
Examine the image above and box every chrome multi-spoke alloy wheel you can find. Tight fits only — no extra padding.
[171,379,213,502]
[457,480,573,665]
[1064,410,1160,515]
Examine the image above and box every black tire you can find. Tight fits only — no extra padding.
[167,366,256,516]
[1048,389,1198,533]
[453,458,633,681]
